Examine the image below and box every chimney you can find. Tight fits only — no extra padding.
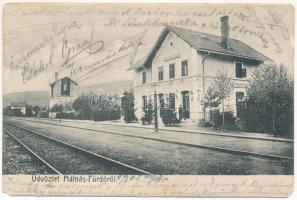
[55,72,59,81]
[220,16,229,49]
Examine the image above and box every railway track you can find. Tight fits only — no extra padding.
[3,131,56,174]
[9,116,293,143]
[4,119,294,161]
[3,123,151,175]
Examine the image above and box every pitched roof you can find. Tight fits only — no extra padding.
[128,56,149,71]
[167,25,270,61]
[50,77,78,86]
[130,25,271,71]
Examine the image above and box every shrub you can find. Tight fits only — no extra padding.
[124,109,136,123]
[122,92,136,123]
[11,109,24,117]
[56,112,75,119]
[162,105,179,126]
[50,104,63,113]
[92,109,121,121]
[109,109,121,121]
[37,111,48,118]
[218,111,236,129]
[72,93,122,121]
[209,110,236,130]
[25,105,33,117]
[241,64,293,137]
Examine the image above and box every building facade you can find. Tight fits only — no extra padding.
[49,74,78,109]
[131,16,270,122]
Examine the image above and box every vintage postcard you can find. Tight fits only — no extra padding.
[1,1,294,197]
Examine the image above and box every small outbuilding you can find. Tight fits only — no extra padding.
[49,74,78,109]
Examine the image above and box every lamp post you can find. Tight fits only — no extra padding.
[97,89,103,122]
[82,93,85,120]
[154,88,158,133]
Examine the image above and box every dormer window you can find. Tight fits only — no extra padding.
[61,78,70,96]
[235,61,246,78]
[63,83,68,91]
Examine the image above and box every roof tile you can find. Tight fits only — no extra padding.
[166,25,270,61]
[130,25,271,71]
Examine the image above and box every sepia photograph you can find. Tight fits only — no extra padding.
[1,1,294,197]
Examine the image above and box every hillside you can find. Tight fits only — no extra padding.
[3,80,134,108]
[74,80,134,96]
[3,91,50,108]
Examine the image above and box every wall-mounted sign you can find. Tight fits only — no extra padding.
[164,53,180,62]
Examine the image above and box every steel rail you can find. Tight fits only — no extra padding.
[3,128,62,175]
[4,123,152,175]
[9,116,294,143]
[4,120,293,161]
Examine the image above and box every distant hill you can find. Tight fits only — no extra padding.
[73,80,134,96]
[3,80,134,108]
[3,91,50,108]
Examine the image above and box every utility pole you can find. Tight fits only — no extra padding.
[222,99,225,132]
[59,109,62,123]
[82,93,85,120]
[154,89,158,133]
[272,91,276,137]
[202,52,210,123]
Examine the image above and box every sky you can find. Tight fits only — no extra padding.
[3,3,294,94]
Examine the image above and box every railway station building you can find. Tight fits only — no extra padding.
[130,16,270,122]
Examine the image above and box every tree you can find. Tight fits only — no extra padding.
[72,93,92,120]
[201,86,222,126]
[122,91,136,123]
[72,96,82,112]
[64,101,73,111]
[3,106,12,116]
[72,93,121,121]
[25,105,33,116]
[211,70,233,131]
[33,106,41,116]
[243,64,293,137]
[91,94,121,121]
[37,109,48,118]
[50,104,63,112]
[201,86,222,109]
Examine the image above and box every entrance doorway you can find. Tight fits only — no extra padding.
[181,91,190,119]
[236,92,244,117]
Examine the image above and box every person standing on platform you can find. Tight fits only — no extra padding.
[178,105,183,122]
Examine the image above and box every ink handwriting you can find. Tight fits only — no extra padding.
[61,28,105,67]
